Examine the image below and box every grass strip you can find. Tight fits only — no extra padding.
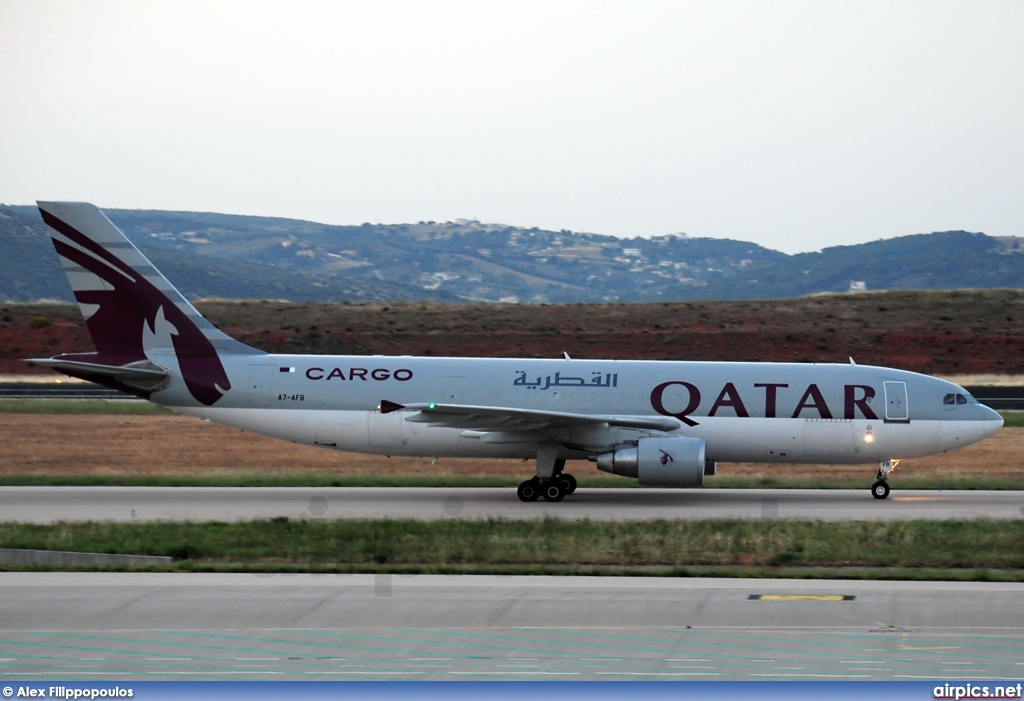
[3,562,1022,581]
[0,399,173,415]
[1,474,1022,490]
[1001,411,1024,427]
[0,474,598,489]
[2,518,1023,575]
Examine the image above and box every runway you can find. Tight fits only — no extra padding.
[2,573,1023,680]
[0,486,1022,523]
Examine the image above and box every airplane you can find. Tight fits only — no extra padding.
[27,202,1004,502]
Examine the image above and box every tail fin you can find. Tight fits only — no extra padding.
[35,202,262,405]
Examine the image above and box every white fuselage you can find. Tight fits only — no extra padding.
[163,353,1003,465]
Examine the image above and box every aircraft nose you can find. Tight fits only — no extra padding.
[982,406,1004,438]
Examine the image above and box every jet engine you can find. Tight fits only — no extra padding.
[596,436,708,487]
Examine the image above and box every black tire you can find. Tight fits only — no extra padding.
[559,473,577,495]
[871,480,890,500]
[541,481,566,502]
[517,479,541,502]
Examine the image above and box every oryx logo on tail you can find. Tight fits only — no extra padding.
[38,203,233,406]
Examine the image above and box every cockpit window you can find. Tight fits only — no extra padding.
[944,392,975,406]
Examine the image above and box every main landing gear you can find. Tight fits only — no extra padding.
[871,459,899,499]
[516,473,577,502]
[516,447,577,503]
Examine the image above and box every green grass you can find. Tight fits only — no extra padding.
[707,475,1024,490]
[0,473,584,488]
[1001,411,1024,428]
[1,473,1023,490]
[2,518,1023,579]
[0,399,173,414]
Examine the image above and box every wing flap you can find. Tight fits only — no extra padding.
[397,402,680,432]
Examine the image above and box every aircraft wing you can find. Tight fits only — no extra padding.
[385,401,680,432]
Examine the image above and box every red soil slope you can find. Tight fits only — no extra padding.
[3,290,1023,376]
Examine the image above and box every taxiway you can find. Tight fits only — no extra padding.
[2,573,1023,680]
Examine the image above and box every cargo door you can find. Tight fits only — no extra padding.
[803,419,854,461]
[764,422,804,461]
[367,411,403,449]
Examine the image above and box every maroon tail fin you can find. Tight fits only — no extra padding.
[36,202,262,405]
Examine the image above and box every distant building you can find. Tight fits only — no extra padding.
[849,281,867,292]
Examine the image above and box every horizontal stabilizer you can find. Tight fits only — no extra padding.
[26,358,171,392]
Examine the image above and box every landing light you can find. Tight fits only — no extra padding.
[864,431,875,444]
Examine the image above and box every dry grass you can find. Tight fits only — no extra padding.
[2,413,1021,486]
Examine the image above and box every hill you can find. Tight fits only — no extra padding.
[2,205,1022,303]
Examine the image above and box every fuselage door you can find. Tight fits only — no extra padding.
[247,365,274,408]
[883,381,910,422]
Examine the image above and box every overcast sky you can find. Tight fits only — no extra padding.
[1,1,1021,253]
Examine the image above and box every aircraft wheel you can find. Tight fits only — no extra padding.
[559,473,577,495]
[871,480,890,500]
[517,479,541,502]
[541,480,566,502]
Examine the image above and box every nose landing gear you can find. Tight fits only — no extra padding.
[871,459,899,499]
[871,480,890,499]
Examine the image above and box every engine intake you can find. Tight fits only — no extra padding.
[596,436,707,487]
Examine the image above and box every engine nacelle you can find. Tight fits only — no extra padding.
[596,436,707,487]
